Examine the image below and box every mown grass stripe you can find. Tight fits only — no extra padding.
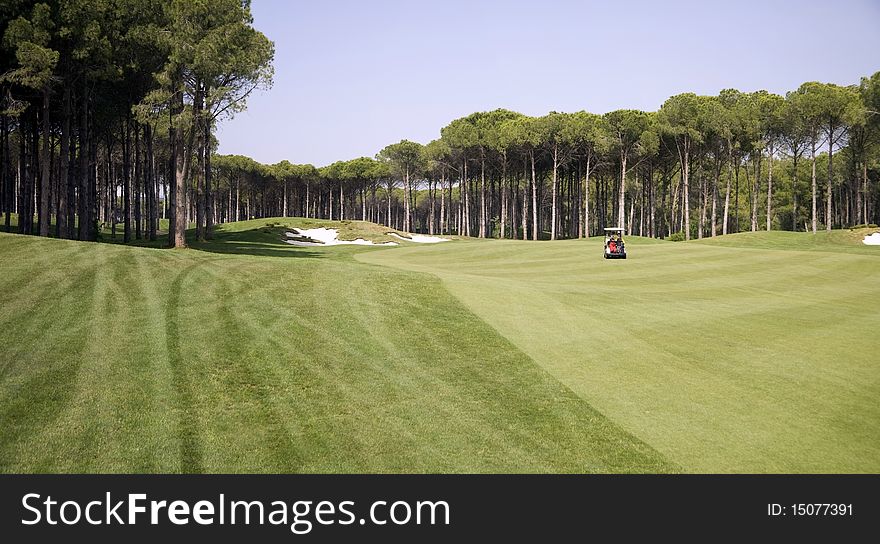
[1,224,675,473]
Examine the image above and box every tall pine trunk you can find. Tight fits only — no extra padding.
[530,151,537,240]
[628,199,635,236]
[673,137,691,239]
[429,179,435,235]
[57,87,70,238]
[78,83,92,241]
[39,89,50,236]
[440,171,446,234]
[123,112,132,243]
[194,86,205,241]
[403,168,410,231]
[146,123,157,241]
[170,73,188,248]
[18,110,28,235]
[750,153,760,232]
[791,153,798,231]
[810,137,817,233]
[826,124,834,232]
[463,161,470,237]
[619,150,627,231]
[722,142,732,235]
[500,157,507,239]
[362,184,367,221]
[765,142,773,231]
[2,114,9,231]
[648,170,655,236]
[134,120,142,239]
[204,116,213,239]
[551,145,558,240]
[522,171,528,240]
[863,160,869,226]
[698,169,705,239]
[479,154,486,238]
[583,155,592,238]
[711,159,719,237]
[386,181,392,228]
[460,161,467,236]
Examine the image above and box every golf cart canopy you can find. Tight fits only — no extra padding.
[603,228,625,232]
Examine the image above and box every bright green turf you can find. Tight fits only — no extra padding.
[693,227,880,255]
[0,219,673,473]
[359,232,880,473]
[4,216,877,473]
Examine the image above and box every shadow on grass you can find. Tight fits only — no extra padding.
[187,226,328,259]
[0,216,390,259]
[190,240,326,259]
[0,216,327,260]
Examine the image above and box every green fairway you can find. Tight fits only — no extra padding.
[3,218,878,473]
[359,231,880,473]
[0,220,672,473]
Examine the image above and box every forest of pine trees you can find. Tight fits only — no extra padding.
[211,76,880,241]
[2,2,877,244]
[0,0,273,247]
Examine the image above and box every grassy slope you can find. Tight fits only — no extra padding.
[359,233,880,473]
[204,217,439,248]
[1,213,435,246]
[0,221,672,473]
[692,227,880,254]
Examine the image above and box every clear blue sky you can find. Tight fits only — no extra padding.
[216,0,880,167]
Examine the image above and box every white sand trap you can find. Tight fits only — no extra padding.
[863,232,880,245]
[388,232,450,244]
[284,228,397,247]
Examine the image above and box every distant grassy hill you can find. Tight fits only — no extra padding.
[1,214,448,248]
[691,227,880,255]
[203,217,415,251]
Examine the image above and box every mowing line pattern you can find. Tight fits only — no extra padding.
[0,227,674,473]
[360,234,880,473]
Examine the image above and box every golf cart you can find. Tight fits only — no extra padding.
[603,227,627,259]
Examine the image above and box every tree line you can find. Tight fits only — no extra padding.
[0,0,273,247]
[2,2,877,244]
[211,73,880,241]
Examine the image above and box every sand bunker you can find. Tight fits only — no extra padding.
[388,233,450,244]
[863,232,880,245]
[284,228,398,247]
[283,227,450,247]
